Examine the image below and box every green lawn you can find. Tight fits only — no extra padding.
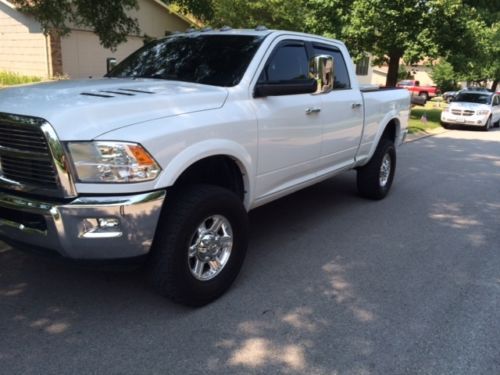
[408,99,445,134]
[0,70,42,87]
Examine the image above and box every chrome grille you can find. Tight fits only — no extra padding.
[451,109,462,115]
[0,114,59,191]
[463,110,474,116]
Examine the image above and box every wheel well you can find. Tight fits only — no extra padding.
[381,120,398,143]
[172,156,245,201]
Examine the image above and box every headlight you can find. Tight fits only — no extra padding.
[67,142,161,183]
[476,110,490,115]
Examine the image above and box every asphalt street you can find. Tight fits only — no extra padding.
[1,127,499,375]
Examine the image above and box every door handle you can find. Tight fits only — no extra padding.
[306,107,321,114]
[352,103,363,109]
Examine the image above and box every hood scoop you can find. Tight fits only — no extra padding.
[80,92,114,98]
[100,90,134,96]
[118,88,155,94]
[80,88,156,98]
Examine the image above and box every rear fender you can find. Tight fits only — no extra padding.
[359,113,401,167]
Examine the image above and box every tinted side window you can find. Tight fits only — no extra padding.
[266,45,309,82]
[313,47,351,89]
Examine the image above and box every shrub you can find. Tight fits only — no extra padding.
[0,71,42,86]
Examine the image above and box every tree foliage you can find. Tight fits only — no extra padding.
[430,61,460,92]
[207,0,307,31]
[13,0,500,89]
[11,0,212,50]
[206,0,499,89]
[12,0,140,50]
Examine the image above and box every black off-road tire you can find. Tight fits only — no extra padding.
[148,185,249,307]
[482,116,492,131]
[441,122,450,130]
[419,92,429,102]
[357,138,396,200]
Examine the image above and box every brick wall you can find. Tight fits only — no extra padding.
[0,2,49,77]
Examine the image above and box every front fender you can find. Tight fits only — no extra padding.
[153,139,255,209]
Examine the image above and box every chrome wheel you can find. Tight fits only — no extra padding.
[188,215,233,281]
[379,153,391,187]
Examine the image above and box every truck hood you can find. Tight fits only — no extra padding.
[0,78,228,140]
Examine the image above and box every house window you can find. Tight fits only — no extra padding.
[356,56,370,76]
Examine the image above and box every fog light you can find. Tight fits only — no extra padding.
[80,217,122,238]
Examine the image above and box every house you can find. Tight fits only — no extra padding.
[0,0,193,79]
[355,55,436,86]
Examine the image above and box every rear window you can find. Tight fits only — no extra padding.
[398,80,414,86]
[313,46,351,89]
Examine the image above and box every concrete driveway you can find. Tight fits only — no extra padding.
[1,128,499,375]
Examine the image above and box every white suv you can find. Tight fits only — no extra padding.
[441,91,500,131]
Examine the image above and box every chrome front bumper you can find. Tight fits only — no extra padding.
[0,190,165,259]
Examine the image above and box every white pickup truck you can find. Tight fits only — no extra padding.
[0,29,410,306]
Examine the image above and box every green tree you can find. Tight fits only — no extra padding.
[430,61,460,92]
[11,0,212,50]
[338,0,460,87]
[208,0,307,31]
[430,1,499,91]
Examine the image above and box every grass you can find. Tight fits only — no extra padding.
[408,99,445,134]
[0,70,42,87]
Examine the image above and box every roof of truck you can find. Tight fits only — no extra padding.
[167,28,344,47]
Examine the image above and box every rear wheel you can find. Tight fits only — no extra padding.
[148,185,248,307]
[419,92,429,101]
[357,139,396,200]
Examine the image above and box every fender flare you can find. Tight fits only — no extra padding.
[362,113,401,166]
[153,139,254,209]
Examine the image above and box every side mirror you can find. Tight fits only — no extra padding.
[106,57,117,74]
[254,79,317,98]
[310,54,334,94]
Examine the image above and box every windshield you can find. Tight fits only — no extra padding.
[398,80,413,86]
[107,34,265,87]
[454,92,492,104]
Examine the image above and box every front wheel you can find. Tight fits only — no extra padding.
[483,116,492,131]
[357,139,396,200]
[148,185,249,307]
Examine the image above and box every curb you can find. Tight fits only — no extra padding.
[405,127,447,143]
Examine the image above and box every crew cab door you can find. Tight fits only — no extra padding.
[312,43,364,168]
[252,40,323,199]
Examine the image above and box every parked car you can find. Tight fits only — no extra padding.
[396,80,439,101]
[0,29,410,306]
[461,86,491,93]
[441,91,500,130]
[442,91,457,103]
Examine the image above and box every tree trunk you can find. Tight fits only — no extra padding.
[491,79,499,92]
[385,52,402,87]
